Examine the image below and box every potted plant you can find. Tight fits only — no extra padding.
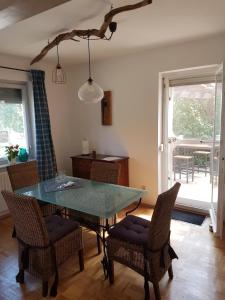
[5,145,19,164]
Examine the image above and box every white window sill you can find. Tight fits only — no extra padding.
[0,161,10,169]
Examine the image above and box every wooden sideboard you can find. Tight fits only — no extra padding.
[71,154,129,186]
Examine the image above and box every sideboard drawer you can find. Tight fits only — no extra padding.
[72,158,92,179]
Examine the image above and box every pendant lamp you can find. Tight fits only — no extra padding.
[78,36,103,103]
[52,44,66,84]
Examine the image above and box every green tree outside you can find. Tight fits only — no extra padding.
[173,97,214,140]
[0,102,24,133]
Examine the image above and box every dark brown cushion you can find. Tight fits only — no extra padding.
[109,215,150,246]
[45,215,80,243]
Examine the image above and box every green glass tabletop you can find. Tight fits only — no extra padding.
[15,176,146,219]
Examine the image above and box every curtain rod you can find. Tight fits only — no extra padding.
[0,65,30,73]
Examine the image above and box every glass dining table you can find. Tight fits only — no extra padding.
[15,176,146,277]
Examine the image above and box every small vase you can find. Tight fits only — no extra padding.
[9,157,16,165]
[18,148,29,162]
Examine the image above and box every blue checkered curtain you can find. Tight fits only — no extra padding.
[31,70,57,180]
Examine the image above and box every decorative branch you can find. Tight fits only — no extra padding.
[30,0,152,65]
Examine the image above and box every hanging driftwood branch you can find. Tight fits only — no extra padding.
[30,0,152,65]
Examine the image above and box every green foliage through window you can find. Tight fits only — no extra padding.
[172,85,215,140]
[0,102,24,133]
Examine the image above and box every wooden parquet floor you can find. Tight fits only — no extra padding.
[1,207,225,300]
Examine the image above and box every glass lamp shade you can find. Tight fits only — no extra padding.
[52,63,66,84]
[78,78,104,103]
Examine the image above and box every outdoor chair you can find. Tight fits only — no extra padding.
[69,161,120,254]
[173,155,194,183]
[193,151,210,176]
[2,191,84,297]
[106,182,181,300]
[211,155,219,184]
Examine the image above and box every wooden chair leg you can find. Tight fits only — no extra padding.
[108,259,114,284]
[78,249,84,271]
[97,233,102,254]
[144,278,150,300]
[16,269,24,284]
[168,265,173,279]
[42,281,48,297]
[153,282,161,300]
[12,226,16,238]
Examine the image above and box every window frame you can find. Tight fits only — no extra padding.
[0,82,34,165]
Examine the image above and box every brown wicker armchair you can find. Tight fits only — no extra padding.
[69,161,120,254]
[106,182,181,300]
[7,160,58,217]
[2,191,84,297]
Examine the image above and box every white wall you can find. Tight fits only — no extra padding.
[1,33,225,207]
[0,53,73,174]
[66,34,225,205]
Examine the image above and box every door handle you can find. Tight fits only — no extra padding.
[168,137,177,143]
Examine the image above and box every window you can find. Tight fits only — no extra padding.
[0,83,32,163]
[170,83,215,141]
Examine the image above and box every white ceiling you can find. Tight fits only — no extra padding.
[0,0,70,30]
[0,0,225,65]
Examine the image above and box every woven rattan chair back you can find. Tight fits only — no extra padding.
[2,191,49,247]
[7,160,39,191]
[90,161,120,184]
[148,182,181,251]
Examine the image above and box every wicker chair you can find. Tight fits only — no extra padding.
[7,160,57,217]
[2,191,84,298]
[69,161,120,254]
[107,182,181,300]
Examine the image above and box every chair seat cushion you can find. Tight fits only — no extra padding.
[109,215,150,246]
[45,215,80,243]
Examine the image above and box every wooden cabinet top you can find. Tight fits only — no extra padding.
[71,154,129,162]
